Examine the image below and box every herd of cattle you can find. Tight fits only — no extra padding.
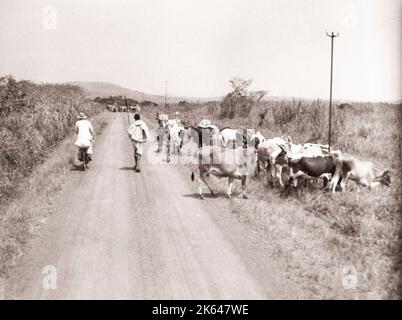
[106,104,141,113]
[155,113,391,199]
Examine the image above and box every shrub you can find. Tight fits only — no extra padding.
[220,91,254,119]
[219,77,259,119]
[0,75,103,202]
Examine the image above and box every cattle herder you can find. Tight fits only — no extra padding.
[128,113,150,172]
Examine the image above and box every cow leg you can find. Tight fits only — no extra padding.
[166,133,171,163]
[295,178,302,198]
[329,177,337,192]
[289,170,307,188]
[197,177,204,199]
[276,165,284,187]
[323,177,328,189]
[241,175,248,199]
[227,177,234,198]
[260,158,267,177]
[269,161,276,187]
[157,131,164,153]
[330,168,342,193]
[254,160,259,178]
[159,135,163,153]
[156,132,160,152]
[340,173,350,191]
[288,176,298,188]
[255,157,262,178]
[196,170,206,199]
[200,172,215,197]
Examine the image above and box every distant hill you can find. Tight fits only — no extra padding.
[67,81,220,104]
[67,81,169,104]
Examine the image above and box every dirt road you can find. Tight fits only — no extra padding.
[5,113,297,299]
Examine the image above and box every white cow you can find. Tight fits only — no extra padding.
[256,137,291,187]
[330,154,391,192]
[191,146,255,199]
[250,132,265,149]
[214,128,258,149]
[287,142,329,160]
[219,128,238,148]
[193,121,220,148]
[166,120,185,162]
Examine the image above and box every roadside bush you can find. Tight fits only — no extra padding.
[220,91,254,119]
[0,75,103,203]
[219,77,260,119]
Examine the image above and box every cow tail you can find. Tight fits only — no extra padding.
[191,171,195,181]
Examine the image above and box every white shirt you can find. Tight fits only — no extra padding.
[128,120,150,142]
[75,119,94,141]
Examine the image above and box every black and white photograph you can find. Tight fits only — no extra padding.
[0,0,401,303]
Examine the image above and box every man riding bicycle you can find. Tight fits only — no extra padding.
[74,112,95,162]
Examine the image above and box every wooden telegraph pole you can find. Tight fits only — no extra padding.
[326,32,339,152]
[164,80,167,112]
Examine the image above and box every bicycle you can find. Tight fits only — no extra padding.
[78,147,90,171]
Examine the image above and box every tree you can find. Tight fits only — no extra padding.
[229,77,253,95]
[251,90,267,103]
[220,77,265,119]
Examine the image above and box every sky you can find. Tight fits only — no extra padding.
[0,0,400,101]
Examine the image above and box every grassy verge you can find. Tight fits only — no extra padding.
[0,76,104,203]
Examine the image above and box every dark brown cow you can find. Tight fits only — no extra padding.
[288,155,337,188]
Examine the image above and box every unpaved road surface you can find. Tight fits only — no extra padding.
[5,113,297,299]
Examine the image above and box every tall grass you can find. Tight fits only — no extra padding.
[0,75,103,203]
[0,75,107,278]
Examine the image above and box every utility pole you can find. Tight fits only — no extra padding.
[164,80,167,112]
[326,31,339,153]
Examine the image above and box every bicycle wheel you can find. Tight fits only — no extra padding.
[82,149,86,171]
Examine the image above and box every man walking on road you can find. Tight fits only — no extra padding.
[128,113,149,172]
